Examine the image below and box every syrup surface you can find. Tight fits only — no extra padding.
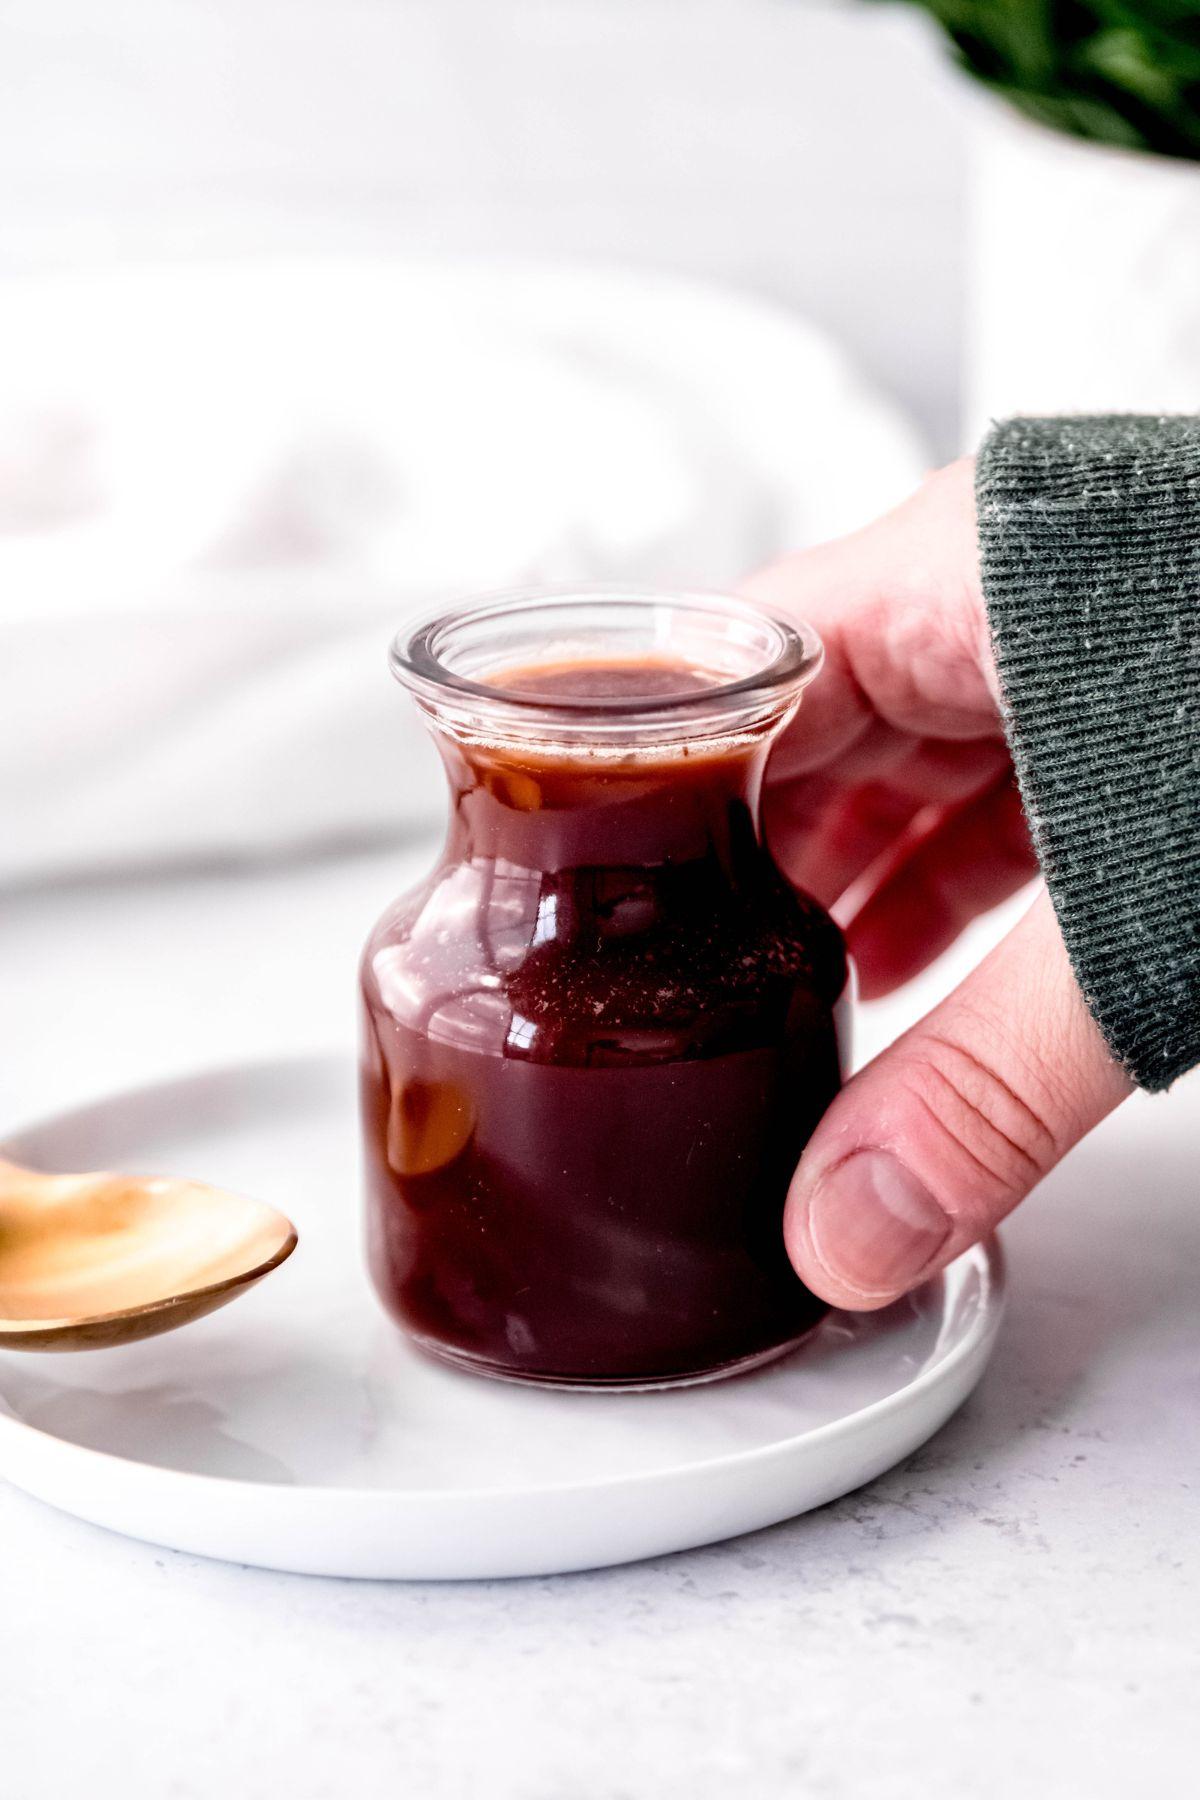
[488,654,727,703]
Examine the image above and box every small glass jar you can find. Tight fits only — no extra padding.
[359,588,848,1389]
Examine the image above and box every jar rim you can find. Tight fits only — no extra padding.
[389,586,823,733]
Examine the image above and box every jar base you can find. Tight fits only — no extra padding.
[405,1325,823,1393]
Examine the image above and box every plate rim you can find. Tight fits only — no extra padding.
[0,1051,1006,1507]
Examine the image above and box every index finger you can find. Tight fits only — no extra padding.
[741,461,1002,778]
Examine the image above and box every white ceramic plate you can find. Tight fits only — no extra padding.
[0,1056,1004,1580]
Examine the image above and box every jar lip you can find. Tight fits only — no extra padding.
[389,585,823,727]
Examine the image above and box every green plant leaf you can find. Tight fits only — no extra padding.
[871,0,1200,159]
[1081,28,1190,104]
[994,81,1155,146]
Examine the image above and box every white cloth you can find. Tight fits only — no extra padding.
[0,257,924,884]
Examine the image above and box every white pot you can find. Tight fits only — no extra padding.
[965,107,1200,446]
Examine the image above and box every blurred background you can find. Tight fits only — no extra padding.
[2,0,1198,1119]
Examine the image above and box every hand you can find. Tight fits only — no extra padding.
[745,459,1131,1310]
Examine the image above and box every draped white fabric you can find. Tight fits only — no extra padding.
[0,258,924,885]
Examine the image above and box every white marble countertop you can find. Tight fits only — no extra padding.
[1,848,1196,1799]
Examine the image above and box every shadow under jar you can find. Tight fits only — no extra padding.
[360,589,849,1389]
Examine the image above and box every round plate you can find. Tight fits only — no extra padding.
[0,1057,1004,1579]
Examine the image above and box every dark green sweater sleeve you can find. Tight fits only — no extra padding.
[976,416,1199,1092]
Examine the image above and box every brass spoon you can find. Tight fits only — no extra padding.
[0,1157,298,1351]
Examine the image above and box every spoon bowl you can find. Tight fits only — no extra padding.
[0,1157,298,1350]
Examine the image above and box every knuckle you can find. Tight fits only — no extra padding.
[902,1028,1061,1196]
[851,579,993,737]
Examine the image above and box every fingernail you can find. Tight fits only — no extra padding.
[807,1150,952,1298]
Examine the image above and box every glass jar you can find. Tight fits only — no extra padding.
[359,588,849,1389]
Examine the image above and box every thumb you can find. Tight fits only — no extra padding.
[786,891,1132,1310]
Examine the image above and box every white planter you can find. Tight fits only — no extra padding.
[965,107,1200,446]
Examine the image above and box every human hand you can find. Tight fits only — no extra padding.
[745,459,1131,1310]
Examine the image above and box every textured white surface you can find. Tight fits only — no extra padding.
[0,852,1197,1795]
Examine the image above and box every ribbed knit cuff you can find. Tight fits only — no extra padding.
[977,416,1200,1092]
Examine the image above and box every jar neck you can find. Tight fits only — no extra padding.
[434,728,773,875]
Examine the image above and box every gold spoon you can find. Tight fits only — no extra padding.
[0,1156,297,1351]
